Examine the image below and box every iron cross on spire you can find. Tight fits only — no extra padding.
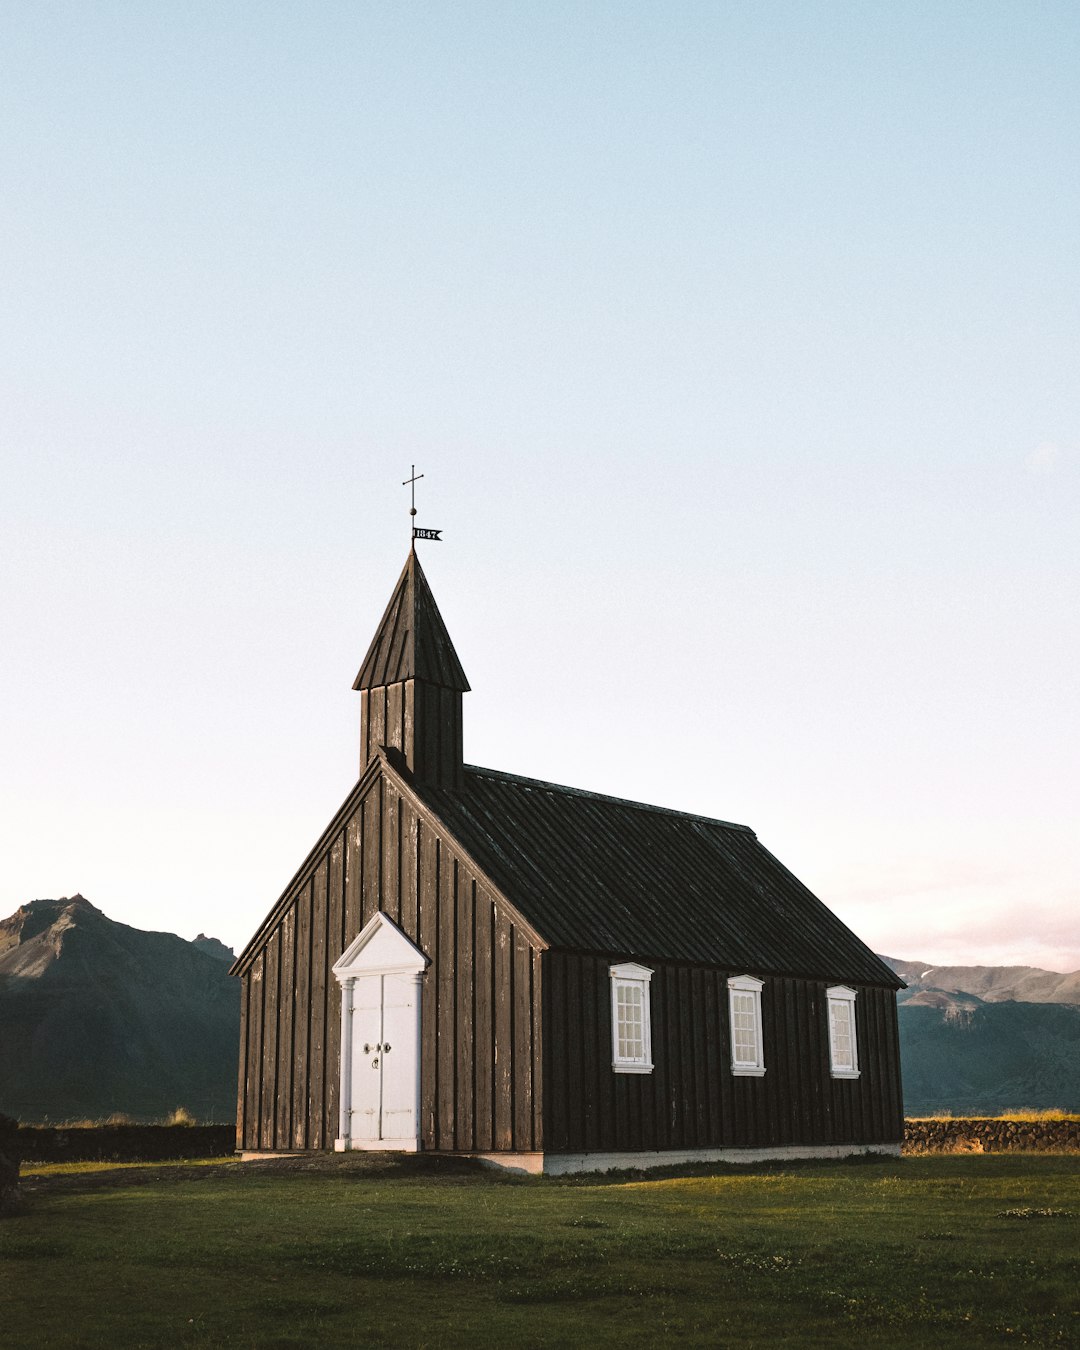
[403,465,442,543]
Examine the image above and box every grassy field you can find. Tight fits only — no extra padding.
[3,1154,1078,1348]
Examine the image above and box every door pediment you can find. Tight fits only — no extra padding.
[332,911,428,982]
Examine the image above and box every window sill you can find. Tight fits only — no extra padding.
[731,1066,766,1077]
[612,1062,654,1074]
[830,1069,860,1079]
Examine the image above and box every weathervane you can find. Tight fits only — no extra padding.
[404,465,442,542]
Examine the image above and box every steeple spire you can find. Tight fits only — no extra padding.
[353,551,469,788]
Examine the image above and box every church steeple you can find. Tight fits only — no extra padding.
[353,549,469,789]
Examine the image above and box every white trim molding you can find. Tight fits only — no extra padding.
[826,984,860,1079]
[336,975,356,1148]
[332,910,428,981]
[473,1142,901,1176]
[609,961,654,1074]
[332,912,428,1152]
[727,974,766,1076]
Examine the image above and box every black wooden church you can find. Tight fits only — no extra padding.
[231,547,904,1172]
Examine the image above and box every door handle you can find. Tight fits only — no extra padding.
[383,1043,391,1052]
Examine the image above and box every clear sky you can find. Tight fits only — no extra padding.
[2,2,1077,970]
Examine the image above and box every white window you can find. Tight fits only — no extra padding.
[826,985,860,1078]
[727,974,765,1076]
[609,962,654,1073]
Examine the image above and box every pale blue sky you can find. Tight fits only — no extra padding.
[2,3,1077,968]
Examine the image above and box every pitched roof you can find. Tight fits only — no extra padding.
[352,550,470,692]
[410,765,902,988]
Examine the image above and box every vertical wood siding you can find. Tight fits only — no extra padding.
[237,770,542,1152]
[542,953,903,1154]
[234,975,249,1151]
[359,680,464,789]
[291,882,311,1149]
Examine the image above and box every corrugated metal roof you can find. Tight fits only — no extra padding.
[412,765,901,988]
[352,550,470,692]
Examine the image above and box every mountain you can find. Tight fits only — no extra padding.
[192,934,236,964]
[0,895,240,1123]
[883,956,1080,1006]
[897,1001,1080,1115]
[881,955,1080,1115]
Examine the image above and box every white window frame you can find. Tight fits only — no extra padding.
[609,962,654,1074]
[727,974,766,1076]
[826,985,860,1079]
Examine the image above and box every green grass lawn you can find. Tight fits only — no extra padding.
[3,1155,1078,1348]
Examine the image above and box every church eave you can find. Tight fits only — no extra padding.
[230,749,549,980]
[229,753,386,978]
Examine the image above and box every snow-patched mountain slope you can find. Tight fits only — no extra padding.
[881,955,1080,1006]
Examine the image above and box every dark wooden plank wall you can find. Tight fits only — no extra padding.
[543,952,903,1155]
[411,681,464,790]
[235,976,249,1149]
[236,770,542,1152]
[359,680,463,788]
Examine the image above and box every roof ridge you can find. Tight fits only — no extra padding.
[462,764,755,834]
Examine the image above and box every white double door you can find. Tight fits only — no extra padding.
[347,972,420,1147]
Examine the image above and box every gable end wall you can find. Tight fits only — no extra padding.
[237,770,544,1153]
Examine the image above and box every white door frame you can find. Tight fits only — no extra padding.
[332,911,427,1152]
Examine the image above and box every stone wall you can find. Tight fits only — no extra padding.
[904,1118,1080,1154]
[19,1123,235,1163]
[15,1118,1080,1162]
[0,1115,21,1215]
